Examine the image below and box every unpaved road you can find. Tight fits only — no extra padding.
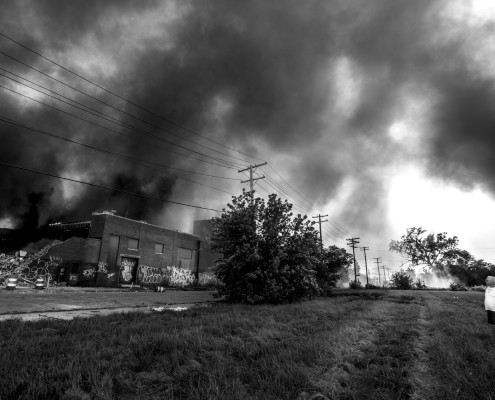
[0,288,219,321]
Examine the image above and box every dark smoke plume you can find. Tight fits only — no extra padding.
[0,0,494,246]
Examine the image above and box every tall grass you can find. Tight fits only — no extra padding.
[0,290,491,399]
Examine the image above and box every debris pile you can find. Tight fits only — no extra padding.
[0,240,62,286]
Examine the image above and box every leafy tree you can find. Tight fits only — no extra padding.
[211,190,321,304]
[447,254,495,286]
[391,271,414,290]
[389,227,460,272]
[315,245,353,295]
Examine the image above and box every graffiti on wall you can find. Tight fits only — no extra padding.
[167,266,195,287]
[138,265,168,285]
[137,265,195,287]
[120,257,137,283]
[198,271,220,286]
[82,267,95,279]
[97,261,108,274]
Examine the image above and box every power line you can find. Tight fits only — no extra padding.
[265,164,349,236]
[0,116,237,196]
[0,76,245,169]
[0,161,222,212]
[0,114,238,180]
[0,83,241,170]
[0,32,265,162]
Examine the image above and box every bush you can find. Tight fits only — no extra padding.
[212,191,321,304]
[470,285,486,292]
[450,282,468,291]
[413,279,427,290]
[365,283,380,289]
[349,280,362,289]
[390,271,414,290]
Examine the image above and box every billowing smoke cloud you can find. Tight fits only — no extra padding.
[0,0,494,246]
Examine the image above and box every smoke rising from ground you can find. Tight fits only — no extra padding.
[0,0,494,245]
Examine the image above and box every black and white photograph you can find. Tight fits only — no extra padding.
[1,1,495,398]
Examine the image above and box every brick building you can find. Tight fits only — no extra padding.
[47,211,200,287]
[193,219,222,273]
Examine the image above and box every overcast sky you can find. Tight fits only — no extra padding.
[1,0,495,275]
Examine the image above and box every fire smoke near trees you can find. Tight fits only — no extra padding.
[1,1,495,262]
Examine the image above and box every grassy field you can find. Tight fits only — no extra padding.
[1,289,494,400]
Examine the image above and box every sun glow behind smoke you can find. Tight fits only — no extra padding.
[387,165,495,261]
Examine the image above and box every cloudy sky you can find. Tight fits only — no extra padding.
[1,0,495,276]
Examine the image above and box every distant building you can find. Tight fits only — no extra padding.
[46,211,200,287]
[193,219,222,273]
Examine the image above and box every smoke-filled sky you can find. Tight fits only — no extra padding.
[1,0,495,274]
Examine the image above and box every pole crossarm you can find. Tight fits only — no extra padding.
[312,214,328,251]
[238,162,267,193]
[346,237,360,282]
[360,246,369,285]
[373,257,382,285]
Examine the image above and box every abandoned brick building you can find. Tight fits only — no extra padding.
[46,211,215,287]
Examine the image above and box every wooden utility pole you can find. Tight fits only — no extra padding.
[374,257,382,285]
[347,237,360,283]
[238,162,267,194]
[360,246,369,285]
[312,214,328,251]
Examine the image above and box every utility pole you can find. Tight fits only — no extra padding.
[360,246,369,285]
[382,265,387,284]
[347,237,360,283]
[374,257,382,286]
[312,214,328,251]
[238,162,267,194]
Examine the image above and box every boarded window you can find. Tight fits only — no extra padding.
[107,235,120,268]
[178,248,195,270]
[155,243,164,254]
[128,238,139,250]
[178,248,193,259]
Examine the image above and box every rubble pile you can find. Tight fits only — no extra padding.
[0,240,62,286]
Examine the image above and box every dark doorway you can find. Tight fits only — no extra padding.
[119,256,138,284]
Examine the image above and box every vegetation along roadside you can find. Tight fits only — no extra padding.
[1,289,494,400]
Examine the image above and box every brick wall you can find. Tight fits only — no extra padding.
[89,213,200,286]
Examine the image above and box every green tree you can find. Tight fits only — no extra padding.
[391,271,414,290]
[389,227,460,272]
[211,190,321,304]
[315,245,353,295]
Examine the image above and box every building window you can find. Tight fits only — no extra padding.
[178,247,194,270]
[178,247,193,259]
[128,238,139,250]
[155,243,164,254]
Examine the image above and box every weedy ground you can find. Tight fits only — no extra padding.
[0,290,493,400]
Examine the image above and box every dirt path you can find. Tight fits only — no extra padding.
[408,298,435,399]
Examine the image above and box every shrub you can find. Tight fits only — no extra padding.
[450,282,468,291]
[413,279,427,290]
[211,191,321,304]
[349,280,362,289]
[365,283,380,289]
[390,271,414,290]
[470,285,486,292]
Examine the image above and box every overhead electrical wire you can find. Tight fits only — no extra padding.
[0,31,351,235]
[0,31,266,162]
[0,161,222,212]
[0,48,258,167]
[0,75,245,169]
[264,164,349,236]
[0,116,237,196]
[0,83,242,170]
